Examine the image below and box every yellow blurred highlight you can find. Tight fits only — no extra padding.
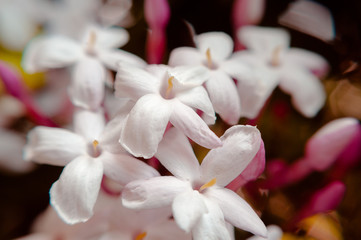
[0,48,45,90]
[298,212,343,240]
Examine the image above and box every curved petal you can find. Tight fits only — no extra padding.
[73,108,105,141]
[205,70,241,125]
[115,65,159,100]
[196,32,234,62]
[22,36,82,74]
[92,25,129,49]
[279,65,325,117]
[168,47,204,67]
[192,195,232,240]
[120,94,172,159]
[50,155,104,224]
[68,57,106,110]
[169,66,210,91]
[176,86,216,125]
[172,190,208,232]
[169,100,222,149]
[156,127,200,181]
[201,125,261,187]
[286,48,329,77]
[305,118,359,171]
[122,176,190,209]
[24,126,87,166]
[206,187,267,237]
[101,151,160,185]
[220,57,253,82]
[237,26,290,58]
[98,49,146,71]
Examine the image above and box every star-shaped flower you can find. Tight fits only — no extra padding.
[24,109,159,224]
[236,26,329,118]
[114,64,222,159]
[122,126,267,239]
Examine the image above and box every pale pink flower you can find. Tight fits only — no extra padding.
[114,64,221,159]
[122,126,267,239]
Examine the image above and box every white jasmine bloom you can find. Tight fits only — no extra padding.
[169,32,253,124]
[114,64,222,159]
[24,109,159,224]
[22,24,146,110]
[236,26,329,118]
[122,126,267,240]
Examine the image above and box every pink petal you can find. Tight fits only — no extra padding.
[68,57,106,110]
[201,125,262,187]
[305,117,359,171]
[206,187,267,237]
[50,155,104,224]
[232,0,266,28]
[144,0,170,29]
[24,126,87,166]
[120,94,172,158]
[156,127,200,181]
[169,99,222,149]
[122,176,189,209]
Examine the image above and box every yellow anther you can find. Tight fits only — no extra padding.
[199,178,217,191]
[92,140,99,151]
[270,46,282,66]
[206,48,212,68]
[165,76,174,98]
[86,30,97,54]
[135,232,147,240]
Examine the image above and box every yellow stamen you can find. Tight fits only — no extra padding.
[135,232,147,240]
[206,48,212,68]
[92,140,99,151]
[199,178,217,191]
[86,31,97,54]
[165,76,174,98]
[270,46,282,66]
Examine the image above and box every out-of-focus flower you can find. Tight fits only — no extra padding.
[169,31,256,124]
[246,225,283,240]
[24,109,159,224]
[122,126,267,239]
[236,26,329,118]
[114,64,221,159]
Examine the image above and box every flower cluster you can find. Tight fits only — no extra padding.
[0,0,360,240]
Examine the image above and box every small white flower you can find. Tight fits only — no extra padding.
[122,126,267,240]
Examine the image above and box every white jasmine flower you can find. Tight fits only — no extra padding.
[114,64,222,159]
[169,31,253,124]
[24,109,159,224]
[122,126,267,239]
[22,24,146,110]
[236,26,329,118]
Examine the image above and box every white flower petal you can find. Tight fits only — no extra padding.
[192,195,232,240]
[196,32,234,62]
[201,125,261,187]
[24,126,87,166]
[22,36,82,74]
[279,65,325,117]
[115,65,159,100]
[120,94,172,158]
[68,57,106,110]
[92,25,129,49]
[98,49,146,71]
[220,58,253,82]
[50,156,104,224]
[170,100,222,149]
[172,190,208,232]
[237,26,290,58]
[122,176,190,209]
[73,108,105,141]
[168,66,210,90]
[246,225,283,240]
[168,47,204,67]
[156,127,200,181]
[205,70,241,125]
[176,86,216,125]
[101,151,160,185]
[206,187,267,237]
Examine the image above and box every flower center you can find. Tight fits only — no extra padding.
[204,48,218,69]
[270,46,282,67]
[135,232,147,240]
[85,30,97,55]
[91,139,101,157]
[199,178,217,192]
[163,76,174,99]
